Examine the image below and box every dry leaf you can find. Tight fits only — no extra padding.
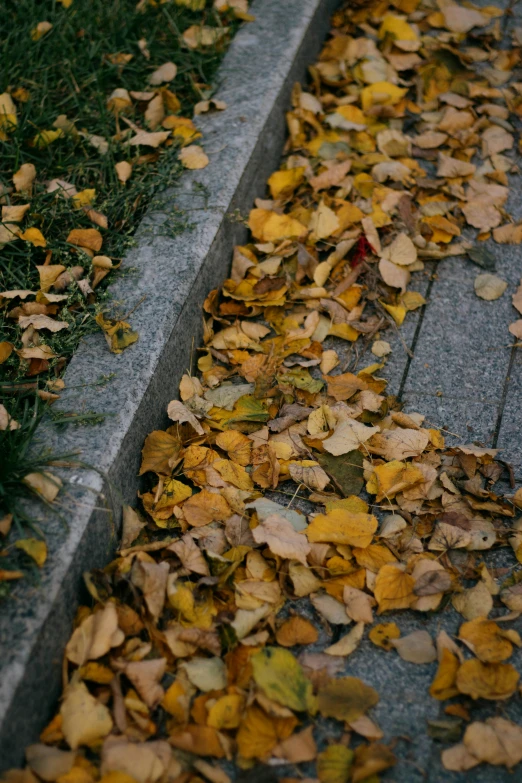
[252,513,310,565]
[149,62,177,85]
[325,622,365,656]
[60,680,113,750]
[66,604,124,665]
[179,145,209,170]
[474,273,507,301]
[392,630,436,664]
[275,616,319,647]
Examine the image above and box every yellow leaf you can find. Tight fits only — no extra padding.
[401,290,426,311]
[374,564,415,613]
[154,478,192,513]
[379,300,407,325]
[328,323,360,341]
[429,648,460,700]
[361,82,407,112]
[78,662,114,684]
[458,618,517,662]
[213,458,253,490]
[317,744,354,783]
[162,679,192,723]
[236,705,298,760]
[72,189,96,209]
[95,313,138,354]
[248,208,307,242]
[366,460,424,502]
[20,227,46,247]
[31,21,53,41]
[251,647,314,712]
[33,128,63,148]
[67,228,102,251]
[15,538,47,567]
[206,693,244,729]
[456,659,519,700]
[0,93,17,130]
[306,508,378,548]
[268,167,305,200]
[179,145,209,170]
[353,544,397,572]
[369,622,400,650]
[215,430,251,466]
[379,15,419,47]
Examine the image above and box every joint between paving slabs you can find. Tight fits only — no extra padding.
[492,340,518,449]
[397,273,436,402]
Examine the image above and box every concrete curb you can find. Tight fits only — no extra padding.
[0,0,339,769]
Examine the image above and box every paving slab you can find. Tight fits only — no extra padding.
[399,254,518,445]
[0,0,340,768]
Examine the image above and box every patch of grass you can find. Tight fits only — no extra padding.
[0,0,240,574]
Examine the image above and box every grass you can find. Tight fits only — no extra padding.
[0,0,240,583]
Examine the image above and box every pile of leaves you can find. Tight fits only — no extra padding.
[4,0,522,780]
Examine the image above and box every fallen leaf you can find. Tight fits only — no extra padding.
[65,603,124,665]
[13,163,36,193]
[66,228,103,251]
[179,145,209,169]
[474,273,507,301]
[60,680,113,750]
[149,62,177,85]
[317,744,353,783]
[15,538,47,567]
[252,513,310,565]
[31,21,53,41]
[374,564,415,613]
[456,659,519,700]
[318,677,379,722]
[251,647,313,712]
[325,622,365,656]
[275,616,319,647]
[306,508,378,548]
[248,209,307,242]
[392,630,437,664]
[115,161,132,183]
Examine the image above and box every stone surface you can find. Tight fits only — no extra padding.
[0,0,340,769]
[400,253,519,449]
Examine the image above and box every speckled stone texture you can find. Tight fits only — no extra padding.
[0,0,339,768]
